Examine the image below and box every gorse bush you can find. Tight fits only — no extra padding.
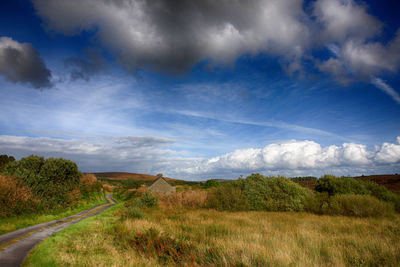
[126,192,158,209]
[5,156,83,208]
[315,175,368,196]
[0,154,15,172]
[207,174,309,212]
[203,179,221,189]
[207,183,248,211]
[325,194,394,217]
[0,175,39,217]
[315,175,400,212]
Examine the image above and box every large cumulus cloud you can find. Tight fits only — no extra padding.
[181,138,400,177]
[0,37,52,88]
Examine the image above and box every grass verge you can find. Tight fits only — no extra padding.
[0,197,105,235]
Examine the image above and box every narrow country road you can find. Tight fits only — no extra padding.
[0,194,117,267]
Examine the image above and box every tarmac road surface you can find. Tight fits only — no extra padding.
[0,194,117,267]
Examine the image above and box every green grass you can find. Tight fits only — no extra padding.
[0,198,105,235]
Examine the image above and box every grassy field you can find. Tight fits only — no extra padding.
[0,198,105,235]
[25,203,400,266]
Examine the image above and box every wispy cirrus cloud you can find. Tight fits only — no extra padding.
[371,77,400,104]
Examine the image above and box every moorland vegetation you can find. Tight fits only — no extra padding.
[0,154,104,233]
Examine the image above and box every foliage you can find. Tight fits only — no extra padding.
[315,175,368,196]
[0,155,105,216]
[126,192,159,209]
[315,175,400,212]
[0,175,39,217]
[0,154,15,172]
[206,183,249,211]
[203,179,221,189]
[324,194,394,217]
[207,174,308,212]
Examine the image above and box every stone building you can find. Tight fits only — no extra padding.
[148,173,176,194]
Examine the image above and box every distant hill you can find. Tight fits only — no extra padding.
[354,174,400,194]
[90,172,178,181]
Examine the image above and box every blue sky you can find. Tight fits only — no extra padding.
[0,0,399,180]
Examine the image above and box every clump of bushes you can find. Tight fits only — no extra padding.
[304,191,394,217]
[326,194,394,217]
[207,174,309,212]
[0,154,15,172]
[0,154,104,217]
[125,192,158,209]
[315,175,400,212]
[203,179,221,189]
[3,155,83,209]
[0,175,39,217]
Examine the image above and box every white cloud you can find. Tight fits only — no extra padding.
[313,0,382,43]
[180,138,400,177]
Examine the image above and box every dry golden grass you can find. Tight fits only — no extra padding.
[26,203,400,267]
[155,190,208,209]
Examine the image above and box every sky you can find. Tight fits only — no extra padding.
[0,0,399,180]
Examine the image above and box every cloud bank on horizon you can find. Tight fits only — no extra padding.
[1,135,399,179]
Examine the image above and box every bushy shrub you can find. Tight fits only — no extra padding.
[315,175,368,196]
[203,179,221,189]
[315,175,400,212]
[0,154,15,173]
[3,155,83,209]
[206,183,249,211]
[303,191,330,214]
[324,194,394,217]
[0,175,39,217]
[243,174,308,211]
[126,192,159,209]
[207,174,309,212]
